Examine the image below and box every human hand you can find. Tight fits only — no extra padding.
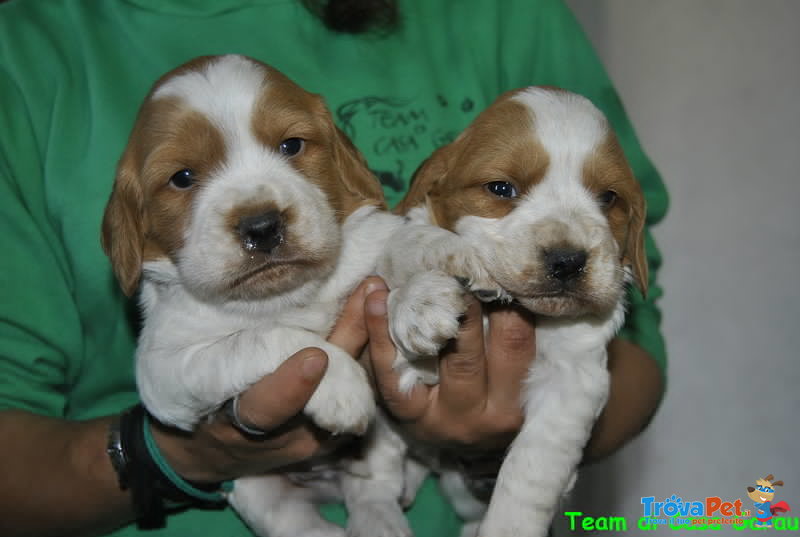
[362,277,535,456]
[151,281,376,483]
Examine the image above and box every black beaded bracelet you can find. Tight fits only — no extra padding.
[107,405,230,529]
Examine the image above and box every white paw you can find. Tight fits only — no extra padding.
[388,272,468,358]
[440,248,505,303]
[304,348,375,435]
[347,501,412,537]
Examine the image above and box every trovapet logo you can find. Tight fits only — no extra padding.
[563,473,796,532]
[639,494,751,529]
[746,474,791,528]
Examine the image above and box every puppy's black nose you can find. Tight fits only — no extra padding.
[238,210,283,253]
[544,248,587,282]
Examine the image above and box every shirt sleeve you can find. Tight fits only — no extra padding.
[501,0,669,375]
[0,66,84,417]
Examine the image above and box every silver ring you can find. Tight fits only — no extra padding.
[223,394,266,436]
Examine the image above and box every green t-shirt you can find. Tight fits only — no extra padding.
[0,0,668,535]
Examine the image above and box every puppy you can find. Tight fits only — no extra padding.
[378,87,648,537]
[101,54,409,537]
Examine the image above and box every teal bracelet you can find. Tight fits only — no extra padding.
[142,412,233,503]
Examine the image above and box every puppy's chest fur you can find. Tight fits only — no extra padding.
[140,277,341,342]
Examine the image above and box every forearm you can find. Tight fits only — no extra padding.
[0,410,134,537]
[584,337,664,462]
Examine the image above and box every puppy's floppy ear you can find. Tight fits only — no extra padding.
[395,143,453,218]
[101,150,145,297]
[624,190,648,296]
[331,125,387,211]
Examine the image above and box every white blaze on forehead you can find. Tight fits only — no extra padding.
[512,88,608,161]
[512,88,609,210]
[153,55,267,156]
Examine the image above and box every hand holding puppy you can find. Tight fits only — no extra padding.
[151,278,380,484]
[360,277,534,455]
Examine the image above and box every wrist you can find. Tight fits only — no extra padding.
[148,418,224,484]
[107,405,230,528]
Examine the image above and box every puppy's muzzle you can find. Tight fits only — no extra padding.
[544,248,587,284]
[238,210,284,254]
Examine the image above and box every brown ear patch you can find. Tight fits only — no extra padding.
[250,66,385,220]
[141,101,227,263]
[101,89,227,296]
[330,124,386,212]
[101,150,145,297]
[395,142,453,218]
[583,132,648,295]
[398,96,548,228]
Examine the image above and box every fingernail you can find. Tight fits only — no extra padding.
[366,295,387,316]
[365,279,388,296]
[302,353,327,379]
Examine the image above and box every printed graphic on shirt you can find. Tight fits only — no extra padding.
[335,94,477,200]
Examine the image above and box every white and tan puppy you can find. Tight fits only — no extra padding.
[379,87,648,537]
[102,54,409,537]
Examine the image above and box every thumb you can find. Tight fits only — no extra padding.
[236,348,328,431]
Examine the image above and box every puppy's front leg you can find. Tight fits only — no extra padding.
[343,414,412,537]
[303,338,376,435]
[378,219,503,392]
[477,338,610,537]
[378,218,501,298]
[137,326,374,434]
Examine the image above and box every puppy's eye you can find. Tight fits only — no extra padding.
[279,138,305,157]
[169,169,195,190]
[485,181,518,198]
[598,190,618,210]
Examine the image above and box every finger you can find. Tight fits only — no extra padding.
[236,348,328,431]
[328,277,387,357]
[437,297,488,414]
[364,288,430,421]
[485,305,536,410]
